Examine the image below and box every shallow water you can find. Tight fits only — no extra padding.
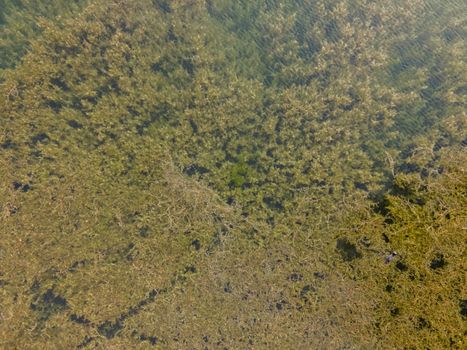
[0,0,466,349]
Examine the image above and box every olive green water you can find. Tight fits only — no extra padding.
[0,0,466,349]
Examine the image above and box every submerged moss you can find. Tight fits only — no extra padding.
[0,0,465,349]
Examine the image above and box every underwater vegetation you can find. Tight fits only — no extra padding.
[0,0,91,76]
[0,0,465,349]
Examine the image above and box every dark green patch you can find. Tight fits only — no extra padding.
[395,261,408,272]
[98,320,123,339]
[30,288,68,322]
[459,300,467,318]
[336,238,362,261]
[429,253,446,270]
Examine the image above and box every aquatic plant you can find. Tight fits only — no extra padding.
[0,0,465,348]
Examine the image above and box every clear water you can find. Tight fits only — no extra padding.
[0,0,466,349]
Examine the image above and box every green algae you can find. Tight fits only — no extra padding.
[0,0,466,349]
[0,0,91,78]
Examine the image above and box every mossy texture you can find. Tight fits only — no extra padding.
[0,0,466,349]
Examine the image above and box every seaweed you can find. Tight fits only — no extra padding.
[0,0,465,349]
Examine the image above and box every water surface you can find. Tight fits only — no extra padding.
[0,0,466,349]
